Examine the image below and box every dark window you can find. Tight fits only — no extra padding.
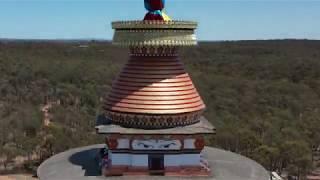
[148,154,164,175]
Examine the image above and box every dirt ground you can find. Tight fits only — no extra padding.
[0,174,37,180]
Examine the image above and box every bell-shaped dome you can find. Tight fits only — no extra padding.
[104,47,205,129]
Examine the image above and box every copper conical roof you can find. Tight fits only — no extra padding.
[105,56,205,114]
[104,46,205,129]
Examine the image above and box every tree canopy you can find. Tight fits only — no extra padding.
[0,40,319,178]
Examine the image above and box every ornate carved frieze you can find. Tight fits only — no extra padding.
[112,20,198,29]
[112,21,197,47]
[129,46,178,56]
[131,139,182,150]
[105,110,203,129]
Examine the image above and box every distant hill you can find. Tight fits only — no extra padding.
[0,38,111,43]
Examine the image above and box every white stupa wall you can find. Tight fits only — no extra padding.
[164,155,181,166]
[114,138,197,150]
[164,154,200,166]
[117,138,130,149]
[111,153,200,167]
[111,153,130,165]
[181,154,201,165]
[110,137,200,167]
[184,138,196,149]
[111,153,148,167]
[131,154,148,166]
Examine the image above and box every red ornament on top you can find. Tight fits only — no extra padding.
[144,0,166,21]
[144,0,165,11]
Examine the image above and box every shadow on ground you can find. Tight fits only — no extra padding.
[69,148,101,176]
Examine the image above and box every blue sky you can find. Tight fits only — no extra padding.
[0,0,319,41]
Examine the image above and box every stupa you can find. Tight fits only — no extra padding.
[37,1,270,180]
[95,0,215,177]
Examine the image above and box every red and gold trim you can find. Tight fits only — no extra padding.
[104,165,211,177]
[129,46,178,56]
[105,110,203,129]
[106,137,118,150]
[194,137,205,150]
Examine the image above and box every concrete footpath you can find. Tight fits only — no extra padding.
[38,144,270,180]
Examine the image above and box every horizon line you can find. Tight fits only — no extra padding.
[1,38,319,43]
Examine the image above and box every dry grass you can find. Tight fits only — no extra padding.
[0,174,37,180]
